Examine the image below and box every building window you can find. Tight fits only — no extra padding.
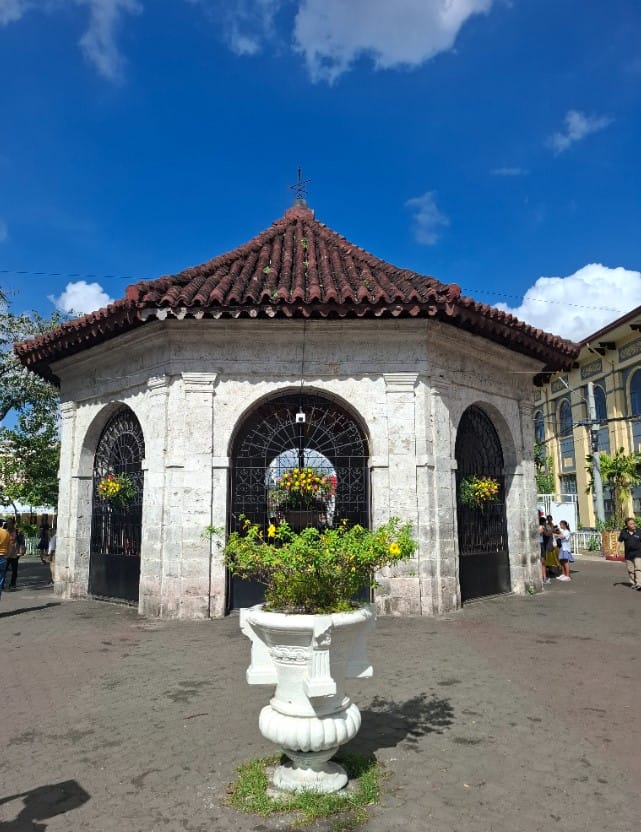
[631,369,641,416]
[630,369,641,454]
[559,475,577,497]
[534,410,545,444]
[559,399,573,437]
[594,385,607,421]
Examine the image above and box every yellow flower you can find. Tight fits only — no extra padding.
[389,542,401,556]
[267,524,276,539]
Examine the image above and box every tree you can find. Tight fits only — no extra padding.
[0,290,65,510]
[534,442,555,494]
[0,292,63,425]
[585,447,641,529]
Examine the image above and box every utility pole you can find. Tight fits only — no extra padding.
[587,382,606,523]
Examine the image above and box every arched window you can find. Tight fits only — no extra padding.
[594,385,607,421]
[534,410,545,444]
[559,399,573,437]
[631,370,641,416]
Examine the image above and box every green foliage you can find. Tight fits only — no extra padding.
[226,752,381,829]
[459,475,500,508]
[586,448,641,529]
[0,293,65,509]
[586,535,601,552]
[96,473,137,509]
[217,515,416,614]
[534,443,555,494]
[0,300,64,424]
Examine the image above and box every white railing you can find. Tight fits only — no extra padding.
[572,531,601,553]
[24,536,41,556]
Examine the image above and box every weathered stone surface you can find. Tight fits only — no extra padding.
[52,318,542,618]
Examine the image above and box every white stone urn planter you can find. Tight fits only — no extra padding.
[239,603,375,793]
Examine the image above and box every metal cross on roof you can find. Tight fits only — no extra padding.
[289,167,311,204]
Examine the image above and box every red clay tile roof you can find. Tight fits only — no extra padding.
[15,204,579,383]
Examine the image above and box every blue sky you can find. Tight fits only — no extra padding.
[1,0,640,341]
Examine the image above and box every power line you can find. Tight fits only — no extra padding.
[0,269,631,315]
[461,286,622,313]
[0,269,135,281]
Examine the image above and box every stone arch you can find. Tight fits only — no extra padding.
[454,404,511,602]
[227,389,370,610]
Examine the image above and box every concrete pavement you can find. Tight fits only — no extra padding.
[1,556,639,831]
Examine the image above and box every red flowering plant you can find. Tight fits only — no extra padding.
[270,467,337,510]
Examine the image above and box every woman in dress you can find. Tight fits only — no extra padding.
[555,520,574,582]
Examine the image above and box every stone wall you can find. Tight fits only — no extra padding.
[52,317,542,618]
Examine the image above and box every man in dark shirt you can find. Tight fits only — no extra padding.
[618,517,641,590]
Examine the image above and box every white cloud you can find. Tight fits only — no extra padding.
[491,167,528,176]
[0,0,141,81]
[0,0,30,25]
[0,219,8,242]
[405,191,449,245]
[548,110,612,155]
[76,0,142,81]
[293,0,494,82]
[209,0,494,82]
[48,281,114,316]
[495,264,641,342]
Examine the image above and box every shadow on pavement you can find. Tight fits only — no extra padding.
[348,693,454,755]
[0,603,61,619]
[0,779,90,831]
[5,559,54,593]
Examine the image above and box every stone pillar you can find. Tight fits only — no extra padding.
[210,456,229,618]
[146,373,217,619]
[57,401,90,598]
[138,375,170,617]
[429,379,460,614]
[180,372,216,618]
[509,398,540,592]
[374,373,422,615]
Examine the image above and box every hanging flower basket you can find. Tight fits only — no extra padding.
[459,475,500,509]
[96,473,136,509]
[271,467,337,511]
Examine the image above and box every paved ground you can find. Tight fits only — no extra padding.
[1,556,639,832]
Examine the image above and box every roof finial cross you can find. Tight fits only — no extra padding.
[289,167,311,206]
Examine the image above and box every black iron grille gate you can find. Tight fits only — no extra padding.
[455,405,510,602]
[89,408,145,604]
[229,393,369,610]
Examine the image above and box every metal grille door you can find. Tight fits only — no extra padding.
[89,408,145,604]
[455,406,510,602]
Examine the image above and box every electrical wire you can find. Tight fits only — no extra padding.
[0,269,632,315]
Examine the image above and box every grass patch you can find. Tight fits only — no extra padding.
[226,752,382,830]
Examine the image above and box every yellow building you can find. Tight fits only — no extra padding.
[535,304,641,528]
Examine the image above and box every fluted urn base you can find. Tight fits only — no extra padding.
[273,749,347,793]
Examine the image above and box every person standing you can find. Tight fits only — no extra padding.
[44,531,56,586]
[618,517,641,590]
[5,518,22,591]
[0,521,11,600]
[555,520,574,581]
[37,522,49,559]
[538,512,550,583]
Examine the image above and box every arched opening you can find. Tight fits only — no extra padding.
[228,392,369,610]
[455,405,510,602]
[89,406,145,604]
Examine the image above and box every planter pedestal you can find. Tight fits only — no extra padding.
[240,605,374,793]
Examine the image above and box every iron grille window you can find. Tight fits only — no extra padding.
[91,408,145,558]
[230,393,369,533]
